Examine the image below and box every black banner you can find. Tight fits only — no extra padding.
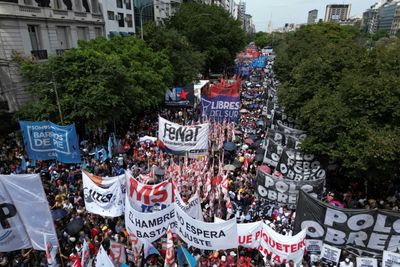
[266,128,302,150]
[263,138,283,167]
[165,84,194,107]
[277,149,326,181]
[294,190,400,257]
[256,171,324,207]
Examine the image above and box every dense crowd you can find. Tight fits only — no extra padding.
[0,53,398,267]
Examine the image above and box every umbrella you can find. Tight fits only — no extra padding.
[223,164,236,171]
[329,200,345,208]
[65,218,84,236]
[234,130,242,135]
[241,144,249,150]
[244,138,254,145]
[240,109,249,113]
[258,165,271,174]
[256,121,265,126]
[51,208,68,221]
[224,142,236,151]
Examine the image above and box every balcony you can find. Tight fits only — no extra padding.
[31,50,48,60]
[74,11,87,17]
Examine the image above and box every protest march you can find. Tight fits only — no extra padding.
[1,44,400,267]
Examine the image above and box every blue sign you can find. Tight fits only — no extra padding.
[252,56,266,69]
[201,95,240,122]
[19,121,80,163]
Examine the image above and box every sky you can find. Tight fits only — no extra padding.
[246,0,379,32]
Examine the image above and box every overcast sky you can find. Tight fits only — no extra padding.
[246,0,379,32]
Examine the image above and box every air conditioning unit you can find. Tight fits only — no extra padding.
[117,14,122,20]
[125,16,130,22]
[125,0,130,4]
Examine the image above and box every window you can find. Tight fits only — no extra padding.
[95,27,103,37]
[126,14,133,27]
[56,26,70,49]
[23,0,33,5]
[77,27,88,41]
[91,0,99,13]
[107,11,115,20]
[28,25,40,51]
[117,13,124,27]
[125,0,131,10]
[116,0,122,8]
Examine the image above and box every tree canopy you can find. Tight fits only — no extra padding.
[274,23,400,182]
[167,2,247,73]
[144,22,205,85]
[16,37,173,130]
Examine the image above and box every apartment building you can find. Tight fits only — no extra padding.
[0,0,105,112]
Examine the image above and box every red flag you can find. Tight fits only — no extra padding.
[164,226,175,267]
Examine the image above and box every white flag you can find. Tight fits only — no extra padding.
[95,245,114,267]
[0,174,58,252]
[44,234,57,266]
[81,239,90,267]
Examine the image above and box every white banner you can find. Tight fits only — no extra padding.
[127,174,174,212]
[383,251,400,267]
[0,174,58,252]
[320,244,341,266]
[158,116,209,154]
[259,223,306,264]
[125,196,175,243]
[95,245,114,267]
[83,171,124,217]
[356,257,378,267]
[83,170,126,194]
[215,217,263,249]
[174,196,238,250]
[175,191,203,221]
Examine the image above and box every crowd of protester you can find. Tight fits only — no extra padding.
[1,54,399,267]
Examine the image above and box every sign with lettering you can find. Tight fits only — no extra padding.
[158,116,209,155]
[127,176,174,213]
[19,121,80,163]
[174,194,238,250]
[125,195,175,243]
[357,257,378,267]
[201,95,240,122]
[382,251,400,267]
[0,174,58,252]
[294,190,400,257]
[259,224,307,264]
[256,170,324,207]
[165,84,194,107]
[320,244,341,266]
[82,171,124,217]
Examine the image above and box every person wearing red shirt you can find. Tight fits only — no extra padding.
[68,249,82,267]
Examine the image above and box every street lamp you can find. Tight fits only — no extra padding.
[47,78,64,125]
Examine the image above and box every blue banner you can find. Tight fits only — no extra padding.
[201,95,240,122]
[19,121,80,163]
[252,56,266,69]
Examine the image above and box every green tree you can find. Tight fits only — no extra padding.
[16,37,173,130]
[167,2,246,73]
[253,32,272,48]
[144,22,205,85]
[275,23,400,184]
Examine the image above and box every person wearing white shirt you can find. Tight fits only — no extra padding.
[339,258,353,267]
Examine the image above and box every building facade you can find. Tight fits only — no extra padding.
[100,0,135,37]
[378,1,400,34]
[307,9,318,24]
[324,4,351,22]
[0,0,105,112]
[361,4,381,33]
